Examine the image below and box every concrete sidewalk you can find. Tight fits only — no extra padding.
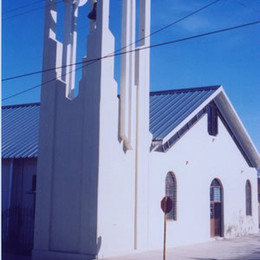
[3,232,260,260]
[104,232,260,260]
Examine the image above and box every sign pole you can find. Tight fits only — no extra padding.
[160,196,172,260]
[163,212,167,260]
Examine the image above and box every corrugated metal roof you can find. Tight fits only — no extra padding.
[2,103,40,158]
[150,86,220,140]
[1,86,220,158]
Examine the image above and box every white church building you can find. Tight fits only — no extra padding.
[2,0,260,259]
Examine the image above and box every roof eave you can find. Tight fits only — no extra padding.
[214,90,260,169]
[160,86,223,144]
[157,87,260,169]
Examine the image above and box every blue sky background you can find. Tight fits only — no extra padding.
[2,0,260,150]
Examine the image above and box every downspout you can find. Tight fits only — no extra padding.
[134,85,140,250]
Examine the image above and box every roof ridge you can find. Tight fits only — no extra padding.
[150,85,221,96]
[2,86,221,108]
[2,102,40,109]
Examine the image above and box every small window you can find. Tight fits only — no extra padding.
[207,103,218,136]
[165,172,177,220]
[246,180,252,216]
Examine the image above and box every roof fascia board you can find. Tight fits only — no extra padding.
[214,89,260,169]
[161,86,223,144]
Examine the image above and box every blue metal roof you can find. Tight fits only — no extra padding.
[150,86,220,140]
[2,103,40,158]
[1,86,220,158]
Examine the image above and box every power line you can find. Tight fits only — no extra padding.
[2,0,62,21]
[142,20,260,49]
[2,59,96,101]
[2,20,259,102]
[141,0,221,43]
[3,6,46,21]
[3,0,45,15]
[233,0,260,14]
[2,0,221,82]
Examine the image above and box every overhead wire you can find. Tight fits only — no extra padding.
[2,20,260,102]
[135,0,221,46]
[2,0,62,21]
[3,0,45,15]
[2,59,98,101]
[2,0,221,82]
[233,0,260,14]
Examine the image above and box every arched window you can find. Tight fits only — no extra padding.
[165,172,177,220]
[210,179,222,203]
[246,180,252,216]
[210,178,223,237]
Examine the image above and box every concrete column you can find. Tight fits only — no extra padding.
[120,0,136,150]
[134,0,151,251]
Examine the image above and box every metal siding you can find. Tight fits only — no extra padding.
[150,87,219,140]
[2,104,40,158]
[1,86,220,158]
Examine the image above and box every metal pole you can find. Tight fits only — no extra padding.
[163,212,167,260]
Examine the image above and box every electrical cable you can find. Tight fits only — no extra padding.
[3,0,45,15]
[133,0,221,47]
[2,0,221,82]
[2,20,259,101]
[2,0,62,21]
[233,0,260,14]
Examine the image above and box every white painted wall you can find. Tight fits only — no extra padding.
[258,178,260,227]
[149,115,259,250]
[33,1,137,259]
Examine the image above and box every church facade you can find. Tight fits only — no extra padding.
[2,0,259,259]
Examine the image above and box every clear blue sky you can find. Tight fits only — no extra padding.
[2,0,260,150]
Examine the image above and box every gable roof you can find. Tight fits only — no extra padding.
[150,86,259,169]
[150,86,220,140]
[2,86,259,169]
[214,89,260,169]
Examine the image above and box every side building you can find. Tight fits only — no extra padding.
[2,103,39,255]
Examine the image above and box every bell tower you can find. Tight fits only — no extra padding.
[33,0,151,259]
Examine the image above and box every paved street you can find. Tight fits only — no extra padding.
[105,232,260,260]
[3,232,260,260]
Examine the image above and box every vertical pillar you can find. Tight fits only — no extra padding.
[34,0,60,251]
[61,0,88,99]
[134,0,151,250]
[61,1,79,99]
[120,0,136,150]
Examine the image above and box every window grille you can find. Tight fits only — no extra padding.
[246,180,252,216]
[210,179,222,202]
[165,172,177,220]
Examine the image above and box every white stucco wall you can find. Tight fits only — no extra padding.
[258,178,260,227]
[149,114,258,250]
[33,1,137,259]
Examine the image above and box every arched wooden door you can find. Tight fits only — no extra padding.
[210,179,223,237]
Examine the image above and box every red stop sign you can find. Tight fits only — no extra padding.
[161,196,172,214]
